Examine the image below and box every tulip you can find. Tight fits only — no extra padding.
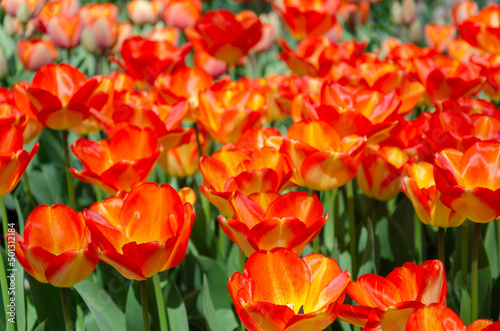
[405,303,466,331]
[17,38,58,71]
[127,0,162,25]
[199,146,293,216]
[424,24,457,53]
[459,4,500,54]
[185,9,262,64]
[33,0,80,33]
[79,3,119,54]
[163,0,201,29]
[193,50,228,78]
[279,120,366,191]
[194,82,265,144]
[154,67,213,108]
[402,162,467,228]
[47,14,81,49]
[14,204,98,287]
[219,191,327,257]
[22,63,106,130]
[468,320,500,331]
[158,128,206,178]
[119,36,192,89]
[71,126,161,195]
[434,142,500,224]
[1,0,45,22]
[228,248,351,331]
[357,145,409,201]
[147,26,179,45]
[0,122,39,196]
[83,182,195,280]
[452,0,478,25]
[273,0,340,40]
[339,260,446,329]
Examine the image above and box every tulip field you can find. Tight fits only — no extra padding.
[3,0,500,330]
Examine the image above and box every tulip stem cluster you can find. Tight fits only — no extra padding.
[141,280,151,331]
[471,223,481,321]
[60,288,73,331]
[62,130,76,210]
[153,274,169,331]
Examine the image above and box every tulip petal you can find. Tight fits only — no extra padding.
[405,303,466,331]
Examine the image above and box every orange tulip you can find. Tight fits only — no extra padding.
[199,145,293,216]
[278,37,332,77]
[273,0,340,40]
[434,142,500,223]
[279,120,366,191]
[0,122,38,196]
[83,182,195,280]
[195,82,265,144]
[127,0,163,25]
[405,303,466,331]
[79,3,119,54]
[158,128,207,178]
[47,14,81,49]
[448,37,479,62]
[154,67,213,108]
[17,38,57,71]
[402,162,467,228]
[228,248,350,331]
[71,126,161,195]
[118,36,192,89]
[162,0,201,29]
[467,320,500,331]
[23,64,106,130]
[339,260,446,329]
[424,24,457,53]
[459,4,500,54]
[14,204,98,287]
[33,0,79,33]
[219,191,327,257]
[11,82,44,142]
[357,144,409,201]
[193,49,228,78]
[185,9,262,64]
[147,27,179,45]
[235,127,283,150]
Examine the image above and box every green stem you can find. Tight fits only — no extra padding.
[62,131,76,210]
[497,220,500,277]
[23,174,35,207]
[0,197,14,331]
[471,223,481,321]
[60,288,73,331]
[461,222,469,289]
[67,48,72,65]
[332,188,340,258]
[94,186,103,202]
[438,227,445,263]
[347,181,357,278]
[141,280,151,331]
[219,225,227,259]
[313,236,319,254]
[153,274,168,331]
[192,123,203,159]
[247,52,259,79]
[239,249,246,274]
[1,197,7,241]
[414,214,422,264]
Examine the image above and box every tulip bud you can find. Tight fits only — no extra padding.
[163,0,201,29]
[16,3,31,24]
[126,0,163,25]
[17,38,58,71]
[402,0,416,24]
[0,48,8,79]
[81,17,118,54]
[391,1,403,26]
[409,18,422,43]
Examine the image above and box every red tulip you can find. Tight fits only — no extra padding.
[14,204,98,287]
[405,303,466,331]
[185,9,262,64]
[228,248,350,331]
[219,191,327,256]
[83,182,195,280]
[459,4,500,54]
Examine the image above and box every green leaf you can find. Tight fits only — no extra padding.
[73,278,126,331]
[358,218,376,276]
[202,274,224,331]
[125,285,143,331]
[195,256,231,310]
[26,274,65,331]
[32,321,47,331]
[166,282,189,331]
[460,287,471,326]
